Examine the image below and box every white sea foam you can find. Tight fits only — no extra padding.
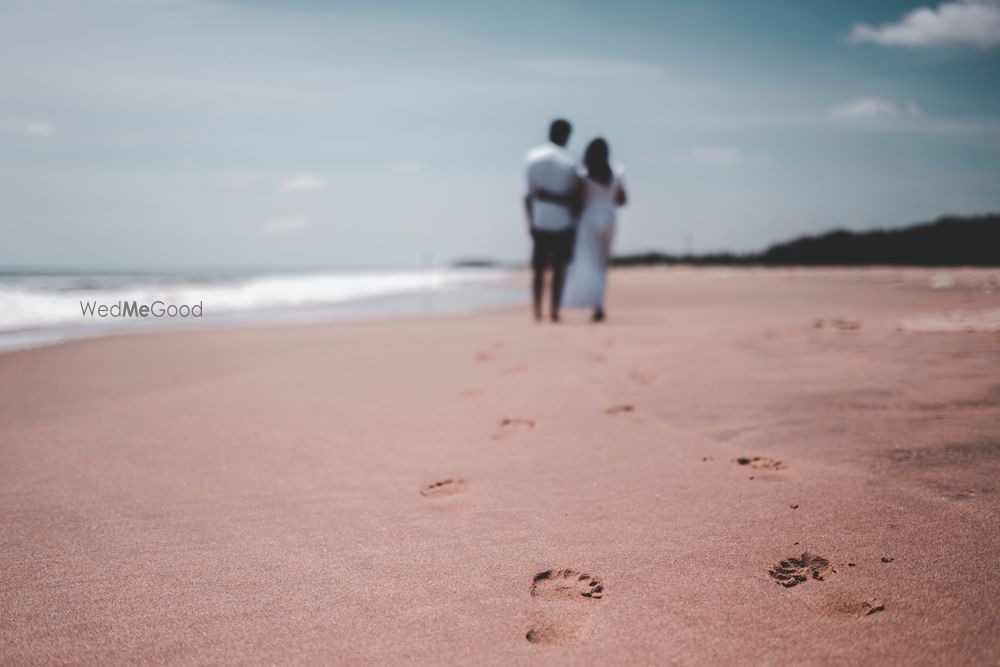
[0,268,512,349]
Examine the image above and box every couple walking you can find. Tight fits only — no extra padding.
[524,118,627,323]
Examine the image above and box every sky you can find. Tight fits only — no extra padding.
[2,0,999,270]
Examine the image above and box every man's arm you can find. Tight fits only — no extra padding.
[533,189,573,205]
[524,194,534,234]
[569,176,583,219]
[524,159,537,234]
[534,177,583,214]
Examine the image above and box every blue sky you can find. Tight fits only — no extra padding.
[2,0,999,270]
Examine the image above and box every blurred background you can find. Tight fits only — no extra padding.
[1,0,998,345]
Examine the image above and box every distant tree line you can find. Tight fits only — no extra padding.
[612,214,1000,267]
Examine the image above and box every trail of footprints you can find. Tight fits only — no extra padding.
[419,396,888,646]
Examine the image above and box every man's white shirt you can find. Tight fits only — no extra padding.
[525,143,578,232]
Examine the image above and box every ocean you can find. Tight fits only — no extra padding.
[0,267,522,353]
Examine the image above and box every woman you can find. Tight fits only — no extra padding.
[561,138,627,322]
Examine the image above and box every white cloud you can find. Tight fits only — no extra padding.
[850,1,1000,48]
[258,214,310,236]
[277,173,327,193]
[672,147,744,167]
[389,159,425,174]
[7,120,55,138]
[828,97,924,121]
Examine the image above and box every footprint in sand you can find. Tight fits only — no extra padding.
[475,342,505,362]
[814,317,861,331]
[605,404,634,416]
[768,552,830,588]
[419,479,466,498]
[735,456,786,477]
[531,569,605,601]
[629,370,655,386]
[811,596,886,620]
[493,418,535,440]
[525,569,605,645]
[772,553,888,621]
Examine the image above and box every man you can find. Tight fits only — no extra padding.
[524,118,581,322]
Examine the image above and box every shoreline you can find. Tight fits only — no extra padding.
[3,264,996,356]
[0,276,526,355]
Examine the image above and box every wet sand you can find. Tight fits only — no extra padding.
[2,267,999,665]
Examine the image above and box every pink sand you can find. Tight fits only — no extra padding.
[2,267,999,665]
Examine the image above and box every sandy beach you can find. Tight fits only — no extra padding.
[2,267,1000,665]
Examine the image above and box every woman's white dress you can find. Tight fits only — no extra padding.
[561,168,623,309]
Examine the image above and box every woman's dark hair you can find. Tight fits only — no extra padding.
[583,138,613,185]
